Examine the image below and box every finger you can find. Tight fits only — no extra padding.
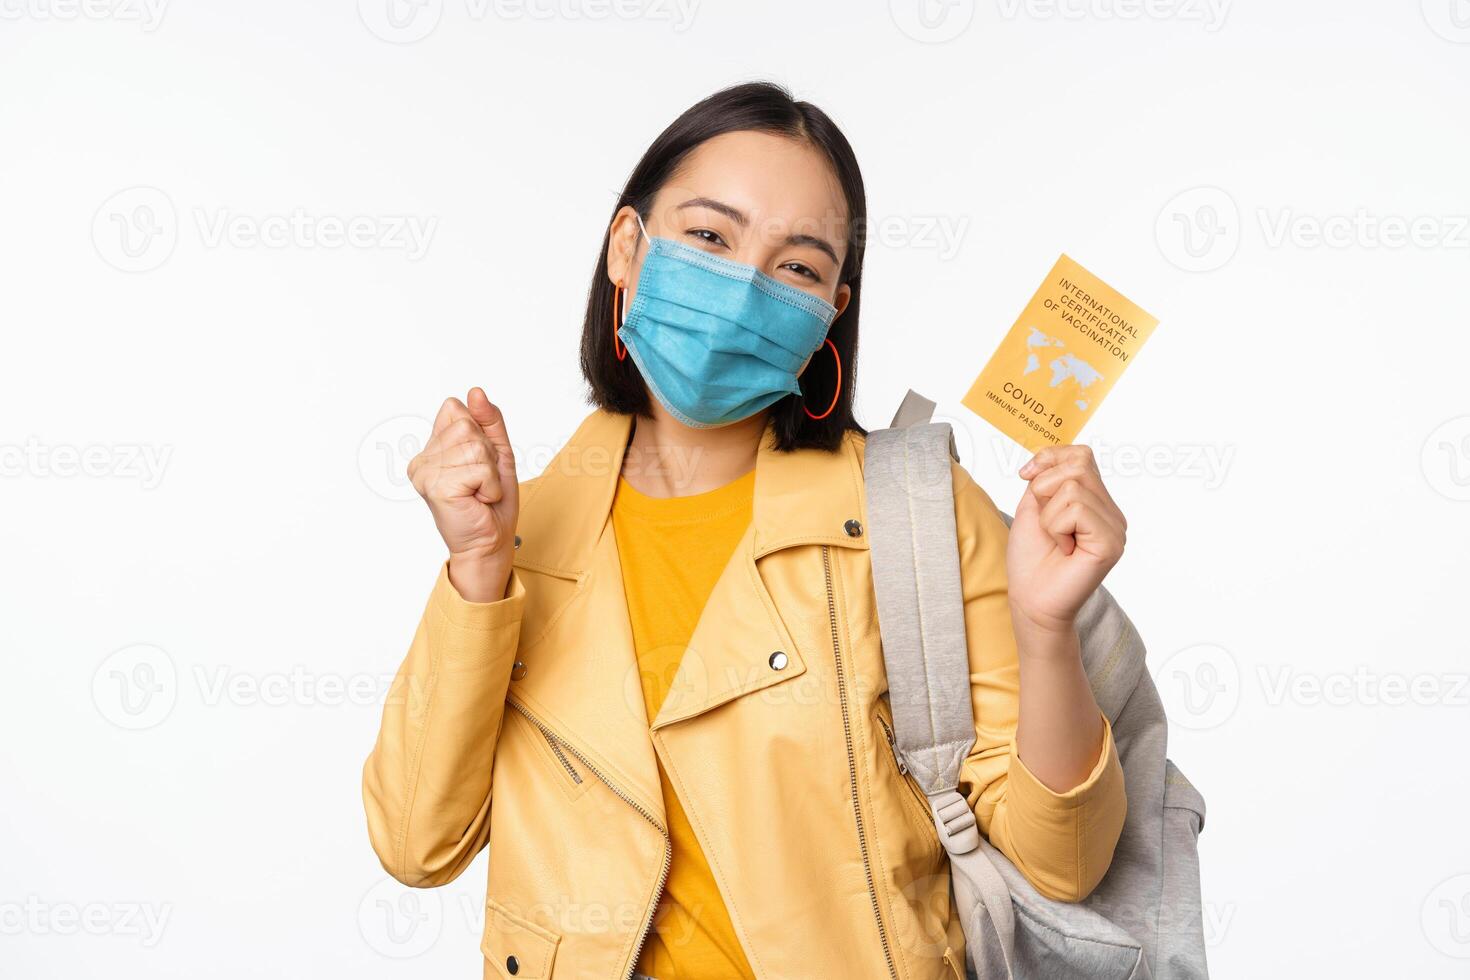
[1016,480,1074,554]
[1027,459,1095,501]
[1019,444,1099,481]
[442,438,491,470]
[448,460,503,505]
[1038,492,1124,562]
[421,417,484,458]
[432,397,474,438]
[1014,480,1042,521]
[1037,493,1077,556]
[1045,480,1123,535]
[469,462,503,505]
[1029,464,1126,529]
[408,455,430,496]
[430,462,501,504]
[466,387,512,457]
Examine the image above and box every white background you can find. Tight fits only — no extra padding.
[2,0,1468,976]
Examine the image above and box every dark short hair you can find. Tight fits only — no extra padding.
[579,81,867,452]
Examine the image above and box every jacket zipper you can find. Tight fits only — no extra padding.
[876,712,942,857]
[824,546,899,980]
[505,699,670,980]
[876,713,907,775]
[540,728,583,784]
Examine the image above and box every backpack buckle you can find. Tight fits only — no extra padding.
[930,789,981,855]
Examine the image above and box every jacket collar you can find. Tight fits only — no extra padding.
[513,408,868,580]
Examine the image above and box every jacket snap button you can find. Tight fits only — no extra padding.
[843,519,863,537]
[506,954,519,975]
[768,651,789,670]
[511,660,528,680]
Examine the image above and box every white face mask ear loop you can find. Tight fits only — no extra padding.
[622,209,652,330]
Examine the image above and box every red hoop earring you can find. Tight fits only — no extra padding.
[612,283,628,361]
[802,338,841,420]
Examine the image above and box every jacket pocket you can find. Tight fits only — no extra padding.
[515,709,589,803]
[874,697,941,861]
[482,897,560,978]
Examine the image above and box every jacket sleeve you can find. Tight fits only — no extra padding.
[950,462,1127,903]
[362,562,526,887]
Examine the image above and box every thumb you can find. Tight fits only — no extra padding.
[466,387,511,446]
[1014,480,1041,522]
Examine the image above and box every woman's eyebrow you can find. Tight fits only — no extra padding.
[787,232,839,265]
[676,197,840,264]
[676,197,748,226]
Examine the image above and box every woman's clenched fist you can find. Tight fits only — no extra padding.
[1005,445,1127,643]
[408,387,519,602]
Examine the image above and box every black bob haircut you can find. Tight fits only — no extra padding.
[578,81,867,453]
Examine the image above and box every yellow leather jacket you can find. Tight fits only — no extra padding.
[364,408,1125,979]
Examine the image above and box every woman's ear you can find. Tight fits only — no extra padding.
[832,283,852,319]
[606,206,642,286]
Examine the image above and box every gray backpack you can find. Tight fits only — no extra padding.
[863,391,1209,980]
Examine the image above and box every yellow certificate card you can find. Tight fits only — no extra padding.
[962,254,1159,452]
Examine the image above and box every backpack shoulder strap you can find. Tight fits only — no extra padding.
[863,390,975,802]
[867,391,1022,975]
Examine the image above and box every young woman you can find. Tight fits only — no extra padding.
[364,82,1128,980]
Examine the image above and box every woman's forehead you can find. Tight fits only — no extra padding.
[657,131,850,244]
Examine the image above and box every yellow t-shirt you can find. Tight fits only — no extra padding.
[611,467,758,980]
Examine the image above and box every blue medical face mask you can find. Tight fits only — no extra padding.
[617,213,838,429]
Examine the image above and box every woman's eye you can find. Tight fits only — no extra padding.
[687,228,727,248]
[782,262,820,283]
